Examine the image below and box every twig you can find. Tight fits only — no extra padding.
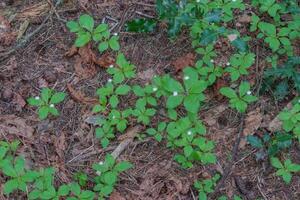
[209,114,245,198]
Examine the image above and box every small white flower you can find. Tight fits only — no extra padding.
[196,0,200,2]
[108,78,112,83]
[109,64,114,68]
[99,161,104,165]
[232,0,236,2]
[210,59,214,63]
[247,91,252,95]
[173,91,178,96]
[113,33,118,36]
[187,130,192,135]
[226,62,230,66]
[153,87,158,92]
[184,76,190,80]
[112,115,116,119]
[298,99,300,103]
[35,96,40,100]
[50,104,55,108]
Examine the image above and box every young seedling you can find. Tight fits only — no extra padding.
[132,85,157,106]
[220,81,258,113]
[95,119,115,148]
[146,122,166,142]
[132,99,156,125]
[27,88,66,120]
[94,81,131,110]
[93,154,133,200]
[278,102,300,142]
[196,60,223,86]
[108,109,132,132]
[194,174,220,200]
[271,157,300,184]
[225,53,255,82]
[66,14,120,51]
[107,53,136,84]
[195,44,217,66]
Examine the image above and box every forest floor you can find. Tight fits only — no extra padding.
[0,0,300,200]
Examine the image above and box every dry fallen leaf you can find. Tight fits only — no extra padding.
[137,68,156,82]
[13,93,26,111]
[16,2,50,20]
[238,15,252,23]
[0,115,34,138]
[109,192,126,200]
[239,108,263,148]
[54,132,66,159]
[74,57,97,79]
[94,52,115,68]
[172,52,196,72]
[65,45,78,57]
[227,34,238,42]
[67,84,98,105]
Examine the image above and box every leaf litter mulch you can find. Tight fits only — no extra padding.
[1,1,300,200]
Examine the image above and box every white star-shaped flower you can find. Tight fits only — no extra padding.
[50,104,55,108]
[99,161,104,165]
[232,0,237,2]
[35,96,40,100]
[184,76,190,80]
[173,91,178,96]
[226,62,230,66]
[108,78,112,83]
[112,115,116,119]
[113,33,118,36]
[298,99,300,103]
[247,91,252,95]
[196,0,200,2]
[187,130,192,135]
[109,64,114,68]
[153,87,158,92]
[210,59,214,63]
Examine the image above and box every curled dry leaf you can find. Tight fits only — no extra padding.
[239,107,263,149]
[54,132,66,159]
[0,15,16,46]
[109,191,126,200]
[16,2,50,20]
[65,45,78,57]
[13,93,26,111]
[0,115,34,138]
[67,83,98,105]
[172,52,196,72]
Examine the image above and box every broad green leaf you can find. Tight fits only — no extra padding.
[114,161,133,172]
[79,14,94,32]
[246,135,263,148]
[75,32,91,47]
[66,21,80,32]
[271,157,283,169]
[50,92,66,104]
[115,85,131,95]
[3,179,19,195]
[27,97,42,106]
[166,95,184,109]
[38,106,49,120]
[219,87,237,98]
[108,36,120,51]
[239,82,250,96]
[98,41,109,52]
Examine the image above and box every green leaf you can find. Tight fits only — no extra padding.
[231,37,248,52]
[103,171,117,185]
[50,92,66,104]
[220,87,237,98]
[115,85,131,95]
[79,14,94,32]
[184,95,200,113]
[27,97,41,106]
[109,95,119,108]
[125,18,157,33]
[271,157,283,169]
[41,88,52,102]
[75,32,91,47]
[38,106,49,120]
[3,179,19,195]
[166,95,184,109]
[239,82,250,96]
[108,36,120,51]
[66,21,80,32]
[114,161,133,172]
[246,135,263,148]
[79,190,95,199]
[98,41,109,52]
[69,182,81,196]
[58,184,70,196]
[94,24,108,33]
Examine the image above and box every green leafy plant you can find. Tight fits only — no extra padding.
[66,14,120,51]
[262,57,300,100]
[163,67,207,113]
[247,132,293,160]
[93,154,133,200]
[132,85,157,106]
[270,157,300,184]
[194,174,220,200]
[278,101,300,142]
[95,119,115,148]
[146,122,166,142]
[125,18,157,33]
[195,44,217,66]
[220,81,258,113]
[196,61,223,86]
[256,0,282,19]
[132,100,156,125]
[107,53,136,84]
[257,22,292,54]
[27,88,66,120]
[225,53,255,82]
[167,116,215,168]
